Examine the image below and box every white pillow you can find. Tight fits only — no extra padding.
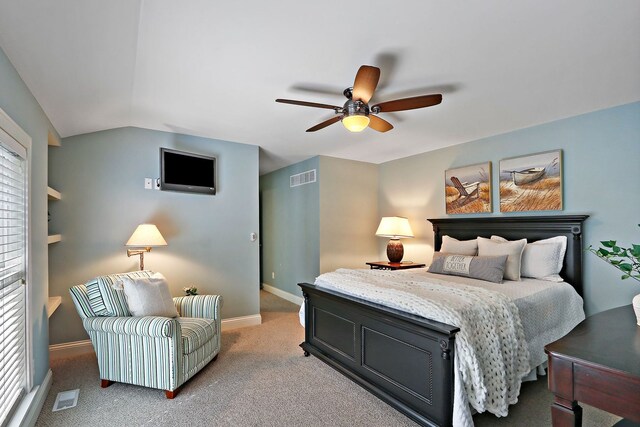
[477,237,526,281]
[531,236,567,273]
[492,235,567,282]
[440,235,478,256]
[121,272,178,317]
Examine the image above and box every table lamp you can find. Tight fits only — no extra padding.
[125,224,167,270]
[375,216,414,263]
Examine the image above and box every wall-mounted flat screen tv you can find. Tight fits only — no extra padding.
[160,148,216,195]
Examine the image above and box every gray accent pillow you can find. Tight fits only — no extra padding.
[440,235,478,256]
[428,253,508,283]
[477,237,526,281]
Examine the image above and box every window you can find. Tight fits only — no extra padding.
[0,126,27,425]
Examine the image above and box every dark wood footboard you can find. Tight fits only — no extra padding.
[299,282,459,427]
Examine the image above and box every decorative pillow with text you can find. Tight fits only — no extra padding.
[428,253,508,283]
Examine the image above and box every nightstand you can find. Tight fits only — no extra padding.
[545,305,640,426]
[366,261,426,270]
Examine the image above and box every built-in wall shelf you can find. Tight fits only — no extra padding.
[47,131,61,147]
[47,234,61,244]
[47,296,62,317]
[47,186,61,200]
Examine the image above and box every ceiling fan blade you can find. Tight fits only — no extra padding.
[291,83,343,96]
[368,115,394,132]
[276,99,340,110]
[306,116,342,132]
[373,94,442,113]
[351,65,380,103]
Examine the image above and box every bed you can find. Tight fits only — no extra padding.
[298,215,588,427]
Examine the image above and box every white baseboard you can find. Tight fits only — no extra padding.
[221,314,262,331]
[49,340,94,360]
[49,314,263,359]
[8,369,52,427]
[262,283,304,306]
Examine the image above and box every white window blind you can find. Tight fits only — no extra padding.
[0,128,26,426]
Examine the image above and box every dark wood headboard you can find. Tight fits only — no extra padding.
[428,215,589,297]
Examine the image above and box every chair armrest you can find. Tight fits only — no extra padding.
[83,316,178,338]
[173,295,222,320]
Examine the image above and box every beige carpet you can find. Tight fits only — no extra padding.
[37,291,619,426]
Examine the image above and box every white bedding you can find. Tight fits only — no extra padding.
[299,268,585,427]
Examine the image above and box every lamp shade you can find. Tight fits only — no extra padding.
[375,216,414,239]
[126,224,167,247]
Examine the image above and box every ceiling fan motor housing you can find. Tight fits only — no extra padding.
[343,99,369,118]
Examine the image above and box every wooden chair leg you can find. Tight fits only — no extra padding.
[101,379,114,388]
[165,386,181,399]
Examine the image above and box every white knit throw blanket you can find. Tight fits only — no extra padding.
[314,269,532,427]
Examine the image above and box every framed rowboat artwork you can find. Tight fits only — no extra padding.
[445,162,492,214]
[499,150,563,212]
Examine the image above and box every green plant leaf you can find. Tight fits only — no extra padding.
[619,263,633,272]
[589,232,640,283]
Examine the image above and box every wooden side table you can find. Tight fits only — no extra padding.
[366,261,426,270]
[545,305,640,426]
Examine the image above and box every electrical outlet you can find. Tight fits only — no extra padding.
[271,272,275,279]
[144,178,153,189]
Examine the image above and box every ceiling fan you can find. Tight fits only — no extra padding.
[276,65,442,133]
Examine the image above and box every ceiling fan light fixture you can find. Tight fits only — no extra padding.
[342,114,370,132]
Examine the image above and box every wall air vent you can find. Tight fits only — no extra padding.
[290,169,316,187]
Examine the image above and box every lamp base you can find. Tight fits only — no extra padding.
[386,239,404,263]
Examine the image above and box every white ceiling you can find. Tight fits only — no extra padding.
[0,1,638,174]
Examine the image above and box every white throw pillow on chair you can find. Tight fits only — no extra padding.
[121,272,178,317]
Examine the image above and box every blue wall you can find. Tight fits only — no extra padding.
[379,102,640,315]
[260,157,320,296]
[48,127,260,344]
[0,47,53,385]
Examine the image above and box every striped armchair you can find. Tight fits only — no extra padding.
[69,271,222,398]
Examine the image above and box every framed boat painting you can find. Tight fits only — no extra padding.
[445,162,492,214]
[499,150,562,212]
